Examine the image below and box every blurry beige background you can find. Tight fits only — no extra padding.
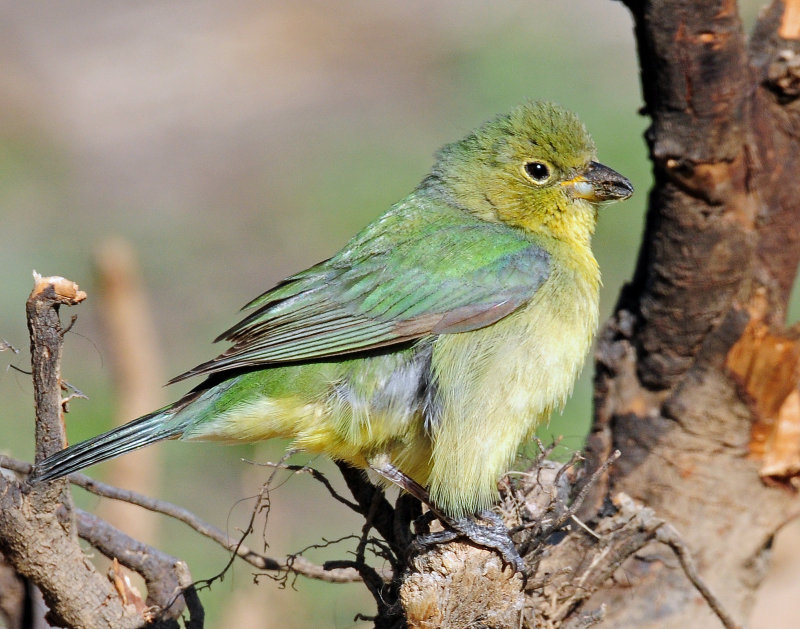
[0,1,795,627]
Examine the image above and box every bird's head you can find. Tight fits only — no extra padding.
[428,101,633,247]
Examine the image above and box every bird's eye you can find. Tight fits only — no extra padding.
[524,161,551,183]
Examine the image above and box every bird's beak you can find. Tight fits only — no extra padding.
[562,161,633,202]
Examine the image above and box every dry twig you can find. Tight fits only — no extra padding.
[0,455,372,584]
[0,274,144,628]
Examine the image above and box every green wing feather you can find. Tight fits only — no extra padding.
[170,195,551,383]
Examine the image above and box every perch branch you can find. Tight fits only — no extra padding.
[74,508,190,619]
[0,274,143,629]
[0,455,374,584]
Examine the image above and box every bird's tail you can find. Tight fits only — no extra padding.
[30,406,183,482]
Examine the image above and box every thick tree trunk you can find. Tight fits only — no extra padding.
[582,0,800,625]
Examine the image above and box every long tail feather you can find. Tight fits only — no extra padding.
[30,408,183,482]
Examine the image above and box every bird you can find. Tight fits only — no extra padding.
[31,101,632,570]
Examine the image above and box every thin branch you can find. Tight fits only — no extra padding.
[570,450,620,513]
[336,461,399,552]
[2,455,374,584]
[570,515,601,541]
[655,523,743,629]
[553,450,582,489]
[187,468,273,595]
[246,460,360,512]
[7,364,31,376]
[510,449,621,538]
[607,494,743,629]
[74,508,187,620]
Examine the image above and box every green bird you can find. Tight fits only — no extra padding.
[32,101,632,568]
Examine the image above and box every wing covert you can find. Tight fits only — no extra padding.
[170,200,551,383]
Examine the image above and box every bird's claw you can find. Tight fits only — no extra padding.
[413,509,526,575]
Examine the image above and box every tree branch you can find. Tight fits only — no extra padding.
[74,508,199,624]
[0,274,143,628]
[27,273,87,463]
[0,454,374,585]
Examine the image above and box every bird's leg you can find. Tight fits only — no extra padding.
[368,459,524,573]
[420,510,525,574]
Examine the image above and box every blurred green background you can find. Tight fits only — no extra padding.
[1,1,784,627]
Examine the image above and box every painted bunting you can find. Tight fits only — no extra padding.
[32,101,632,568]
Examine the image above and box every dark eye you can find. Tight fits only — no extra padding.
[524,161,550,183]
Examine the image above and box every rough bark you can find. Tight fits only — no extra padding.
[0,275,143,628]
[0,554,31,629]
[400,1,800,627]
[0,275,197,629]
[580,0,800,626]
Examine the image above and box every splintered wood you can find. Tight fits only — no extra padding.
[726,313,800,482]
[779,0,800,40]
[30,271,88,304]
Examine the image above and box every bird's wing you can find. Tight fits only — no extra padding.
[169,204,551,383]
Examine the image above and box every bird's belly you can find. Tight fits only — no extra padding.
[423,265,599,515]
[504,282,598,423]
[186,346,431,470]
[435,268,598,426]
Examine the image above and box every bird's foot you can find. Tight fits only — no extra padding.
[416,510,525,574]
[367,459,524,574]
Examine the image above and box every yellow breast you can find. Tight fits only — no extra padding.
[423,240,600,516]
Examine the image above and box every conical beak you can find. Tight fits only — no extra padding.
[563,161,633,202]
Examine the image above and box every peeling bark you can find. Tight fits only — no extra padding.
[580,1,800,626]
